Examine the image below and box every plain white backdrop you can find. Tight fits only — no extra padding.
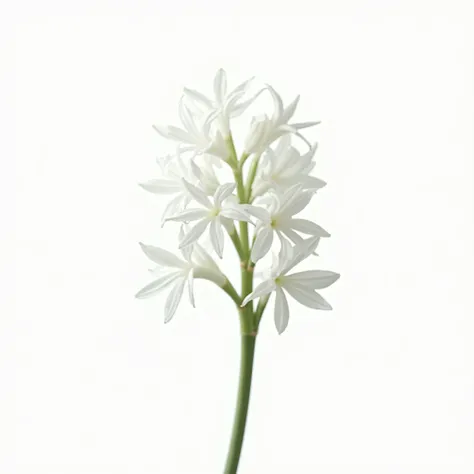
[4,1,474,473]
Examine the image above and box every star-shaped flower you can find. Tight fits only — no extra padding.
[166,180,252,258]
[242,238,340,334]
[245,184,330,262]
[135,235,226,322]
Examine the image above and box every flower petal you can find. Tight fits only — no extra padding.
[274,287,290,334]
[135,272,182,299]
[279,191,313,217]
[285,270,340,289]
[183,87,213,108]
[283,283,332,310]
[281,95,300,123]
[290,218,330,237]
[181,178,213,208]
[220,205,253,222]
[164,278,186,323]
[179,218,210,248]
[187,268,195,307]
[244,205,271,223]
[213,183,236,207]
[166,208,209,222]
[139,243,187,268]
[291,121,321,130]
[214,68,227,103]
[209,216,224,258]
[251,227,274,262]
[139,179,181,195]
[241,279,276,307]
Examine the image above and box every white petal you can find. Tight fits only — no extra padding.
[280,192,313,217]
[266,85,284,121]
[179,218,210,248]
[274,287,290,334]
[166,208,209,222]
[283,283,332,310]
[135,272,182,299]
[164,278,186,323]
[209,216,224,258]
[214,68,227,102]
[291,121,321,130]
[139,243,187,268]
[153,124,193,143]
[161,194,186,225]
[181,178,212,208]
[244,205,271,223]
[241,279,276,306]
[213,183,236,207]
[187,268,195,307]
[281,95,300,123]
[279,228,304,247]
[139,179,181,195]
[290,218,330,237]
[183,87,213,108]
[285,270,340,289]
[304,176,327,190]
[220,205,253,222]
[251,227,274,262]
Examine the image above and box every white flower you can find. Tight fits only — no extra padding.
[244,86,319,155]
[191,155,221,196]
[183,68,257,137]
[135,237,226,323]
[139,153,201,224]
[153,98,229,159]
[166,180,252,258]
[242,238,340,334]
[251,135,326,199]
[245,184,330,262]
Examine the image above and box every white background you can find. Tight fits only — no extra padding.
[3,1,474,473]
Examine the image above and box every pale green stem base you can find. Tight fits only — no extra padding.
[224,334,257,474]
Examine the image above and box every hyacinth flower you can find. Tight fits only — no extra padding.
[137,69,339,473]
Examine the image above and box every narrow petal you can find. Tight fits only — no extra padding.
[281,95,300,123]
[285,270,340,289]
[280,191,313,217]
[220,205,253,222]
[274,287,290,334]
[283,283,332,310]
[161,194,185,225]
[278,228,304,247]
[139,243,187,268]
[251,227,274,262]
[291,121,321,130]
[290,218,330,237]
[304,176,327,190]
[241,279,276,307]
[213,183,236,207]
[183,87,213,108]
[187,268,195,307]
[214,68,227,102]
[135,272,181,299]
[244,205,271,223]
[165,208,209,222]
[179,218,210,248]
[266,85,284,121]
[164,278,186,323]
[209,217,224,258]
[181,178,212,208]
[139,179,181,195]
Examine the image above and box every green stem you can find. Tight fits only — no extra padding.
[224,334,257,474]
[245,154,261,202]
[222,279,242,307]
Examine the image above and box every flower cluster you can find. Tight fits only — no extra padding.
[137,69,339,334]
